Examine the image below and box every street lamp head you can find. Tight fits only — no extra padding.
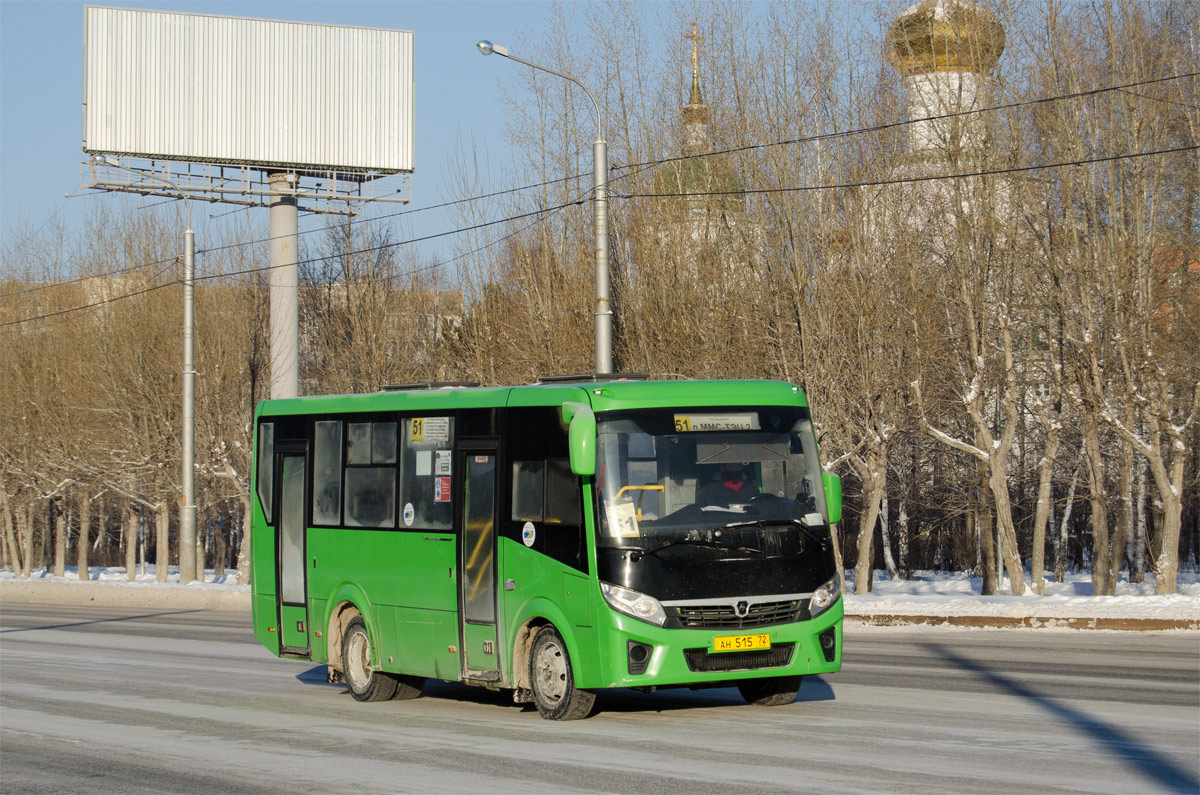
[476,40,508,57]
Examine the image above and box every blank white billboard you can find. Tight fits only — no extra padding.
[84,6,414,174]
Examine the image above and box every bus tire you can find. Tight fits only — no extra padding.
[529,625,595,720]
[343,617,399,702]
[391,674,425,700]
[737,675,802,706]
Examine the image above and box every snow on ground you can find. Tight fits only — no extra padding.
[2,565,1198,621]
[845,569,1200,620]
[0,565,244,590]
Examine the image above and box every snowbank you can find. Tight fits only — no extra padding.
[0,566,249,610]
[845,570,1200,621]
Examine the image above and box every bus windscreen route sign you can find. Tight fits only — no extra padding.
[673,413,760,432]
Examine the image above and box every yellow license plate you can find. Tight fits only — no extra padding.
[713,633,771,653]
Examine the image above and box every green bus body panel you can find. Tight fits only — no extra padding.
[505,385,591,409]
[251,380,842,695]
[306,528,458,677]
[391,606,459,679]
[252,593,277,650]
[259,385,515,418]
[307,528,456,613]
[462,623,499,672]
[307,598,327,658]
[253,380,809,420]
[280,604,308,649]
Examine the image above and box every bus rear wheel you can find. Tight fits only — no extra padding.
[529,625,595,720]
[343,617,400,702]
[737,675,802,706]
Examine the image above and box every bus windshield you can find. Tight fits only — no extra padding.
[595,406,828,557]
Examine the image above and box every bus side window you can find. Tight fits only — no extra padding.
[401,416,454,531]
[545,460,581,524]
[312,420,342,525]
[344,421,397,529]
[256,422,274,524]
[512,461,544,522]
[504,407,586,573]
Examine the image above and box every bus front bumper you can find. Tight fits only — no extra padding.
[588,598,843,690]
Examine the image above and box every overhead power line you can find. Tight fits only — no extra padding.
[195,170,592,257]
[191,72,1199,255]
[0,200,582,329]
[611,72,1199,175]
[6,140,1193,331]
[0,258,179,329]
[0,253,181,300]
[614,145,1200,201]
[6,71,1196,328]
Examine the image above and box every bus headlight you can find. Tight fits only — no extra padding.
[809,575,841,619]
[601,582,667,627]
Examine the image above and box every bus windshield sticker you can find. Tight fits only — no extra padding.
[673,413,760,432]
[606,501,640,538]
[402,503,415,527]
[522,522,536,547]
[435,450,452,475]
[415,450,432,476]
[434,476,451,502]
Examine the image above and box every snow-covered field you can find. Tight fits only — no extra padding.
[3,565,1197,622]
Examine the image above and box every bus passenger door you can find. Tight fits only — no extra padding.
[457,444,500,682]
[276,444,310,655]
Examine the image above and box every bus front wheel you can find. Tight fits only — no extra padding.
[737,675,802,706]
[343,617,400,702]
[529,625,595,720]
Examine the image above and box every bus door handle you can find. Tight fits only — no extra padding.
[505,579,516,591]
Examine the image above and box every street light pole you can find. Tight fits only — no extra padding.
[91,156,198,583]
[476,40,613,374]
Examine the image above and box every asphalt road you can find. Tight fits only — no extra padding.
[1,604,1197,794]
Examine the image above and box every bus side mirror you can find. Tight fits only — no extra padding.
[822,471,842,525]
[563,402,596,477]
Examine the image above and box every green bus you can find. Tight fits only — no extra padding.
[251,376,843,720]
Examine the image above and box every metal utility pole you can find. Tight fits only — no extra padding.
[269,172,300,399]
[476,40,613,374]
[89,156,199,582]
[181,225,197,582]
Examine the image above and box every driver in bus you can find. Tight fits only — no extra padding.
[697,462,759,506]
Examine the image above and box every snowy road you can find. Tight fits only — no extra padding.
[1,604,1196,794]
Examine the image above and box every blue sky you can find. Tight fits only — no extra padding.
[0,0,578,266]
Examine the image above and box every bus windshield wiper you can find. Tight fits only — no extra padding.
[630,538,760,561]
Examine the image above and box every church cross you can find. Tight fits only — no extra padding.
[685,22,704,78]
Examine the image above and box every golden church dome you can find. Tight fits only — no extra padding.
[886,0,1005,75]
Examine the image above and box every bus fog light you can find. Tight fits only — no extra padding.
[601,582,667,627]
[627,640,653,675]
[809,576,840,618]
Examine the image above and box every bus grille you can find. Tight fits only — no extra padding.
[670,600,804,629]
[683,643,795,673]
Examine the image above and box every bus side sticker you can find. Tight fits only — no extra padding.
[411,417,451,443]
[403,503,415,527]
[522,522,536,547]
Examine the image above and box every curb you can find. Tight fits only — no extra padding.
[3,582,1194,630]
[845,614,1199,631]
[0,580,250,611]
